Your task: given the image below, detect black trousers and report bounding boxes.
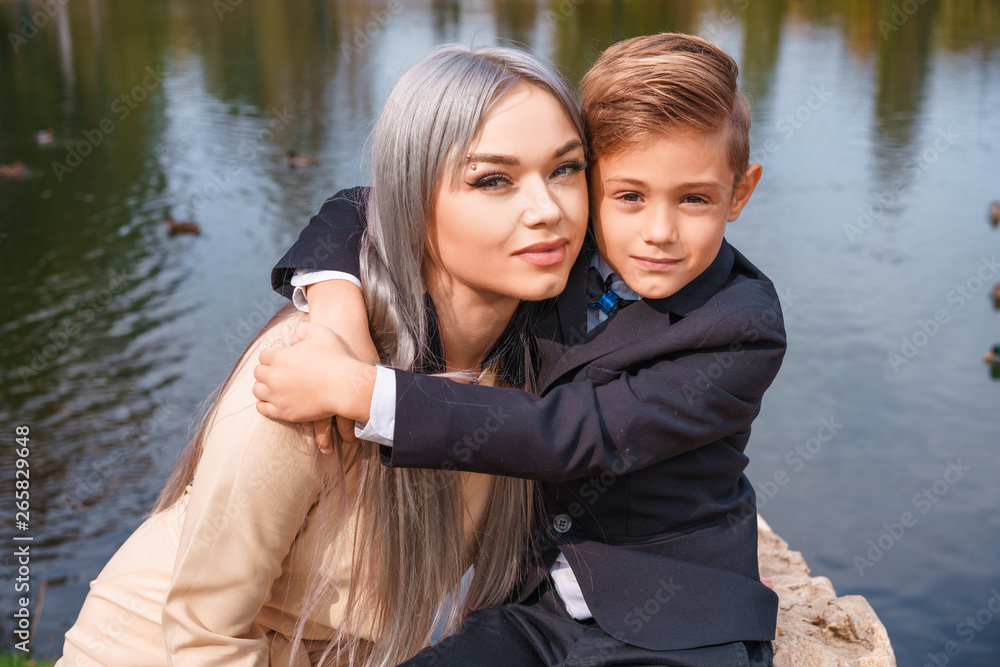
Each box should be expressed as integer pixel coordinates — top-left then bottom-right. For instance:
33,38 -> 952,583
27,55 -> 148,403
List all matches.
400,579 -> 773,667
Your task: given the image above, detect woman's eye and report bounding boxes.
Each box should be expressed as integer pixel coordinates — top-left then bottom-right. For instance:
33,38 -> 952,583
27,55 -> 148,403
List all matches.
468,171 -> 512,189
551,159 -> 586,178
618,193 -> 642,203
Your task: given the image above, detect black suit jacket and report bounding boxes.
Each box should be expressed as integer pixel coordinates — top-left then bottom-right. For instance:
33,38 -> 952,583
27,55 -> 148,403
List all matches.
273,190 -> 786,651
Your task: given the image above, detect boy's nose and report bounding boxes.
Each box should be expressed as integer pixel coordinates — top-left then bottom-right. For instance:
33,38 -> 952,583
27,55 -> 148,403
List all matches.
641,209 -> 679,245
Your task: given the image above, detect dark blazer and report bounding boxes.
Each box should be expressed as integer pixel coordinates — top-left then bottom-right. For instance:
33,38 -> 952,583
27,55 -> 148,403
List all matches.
273,190 -> 786,652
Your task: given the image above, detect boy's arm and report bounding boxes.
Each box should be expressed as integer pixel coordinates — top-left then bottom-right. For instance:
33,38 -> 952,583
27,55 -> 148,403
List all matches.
382,304 -> 786,481
271,186 -> 369,296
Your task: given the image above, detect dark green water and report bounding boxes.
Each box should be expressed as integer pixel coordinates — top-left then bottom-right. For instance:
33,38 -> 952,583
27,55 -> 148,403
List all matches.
1,1 -> 999,663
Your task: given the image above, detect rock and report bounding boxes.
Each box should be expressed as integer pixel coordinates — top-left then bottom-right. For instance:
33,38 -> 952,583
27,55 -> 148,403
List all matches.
758,517 -> 896,667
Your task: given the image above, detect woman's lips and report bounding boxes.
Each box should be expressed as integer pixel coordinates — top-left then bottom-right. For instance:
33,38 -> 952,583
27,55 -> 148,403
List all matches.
514,240 -> 568,267
632,256 -> 682,271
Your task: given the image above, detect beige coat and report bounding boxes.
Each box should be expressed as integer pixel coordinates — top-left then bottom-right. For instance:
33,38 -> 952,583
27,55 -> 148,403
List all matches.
58,317 -> 492,666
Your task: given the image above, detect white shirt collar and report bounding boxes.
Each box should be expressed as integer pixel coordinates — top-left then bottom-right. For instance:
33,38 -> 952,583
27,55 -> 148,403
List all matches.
590,252 -> 642,302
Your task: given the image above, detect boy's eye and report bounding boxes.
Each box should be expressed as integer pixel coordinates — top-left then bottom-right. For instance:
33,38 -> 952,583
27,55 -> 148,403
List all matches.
682,195 -> 709,205
467,171 -> 512,189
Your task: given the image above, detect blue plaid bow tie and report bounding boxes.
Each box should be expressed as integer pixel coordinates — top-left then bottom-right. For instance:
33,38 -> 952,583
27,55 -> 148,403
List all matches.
587,266 -> 635,317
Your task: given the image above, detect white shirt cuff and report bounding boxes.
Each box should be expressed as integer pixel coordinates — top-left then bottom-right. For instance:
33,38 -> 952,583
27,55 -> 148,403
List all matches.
290,268 -> 363,313
550,553 -> 593,620
354,366 -> 395,447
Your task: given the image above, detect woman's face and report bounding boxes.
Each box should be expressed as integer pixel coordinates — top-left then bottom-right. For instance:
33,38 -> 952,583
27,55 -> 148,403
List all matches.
425,83 -> 589,307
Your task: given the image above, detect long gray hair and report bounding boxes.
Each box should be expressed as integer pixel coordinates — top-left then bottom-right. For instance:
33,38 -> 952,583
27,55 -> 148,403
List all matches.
330,45 -> 586,667
156,44 -> 585,667
361,44 -> 586,371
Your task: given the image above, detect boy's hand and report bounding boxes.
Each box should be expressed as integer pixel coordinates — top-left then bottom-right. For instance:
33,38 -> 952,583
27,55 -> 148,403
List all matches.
253,322 -> 376,439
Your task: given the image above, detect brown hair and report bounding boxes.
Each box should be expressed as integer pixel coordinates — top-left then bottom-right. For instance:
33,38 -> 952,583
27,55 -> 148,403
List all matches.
580,32 -> 751,185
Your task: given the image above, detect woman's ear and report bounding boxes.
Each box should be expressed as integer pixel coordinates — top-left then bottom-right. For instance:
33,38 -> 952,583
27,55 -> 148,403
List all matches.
727,162 -> 763,222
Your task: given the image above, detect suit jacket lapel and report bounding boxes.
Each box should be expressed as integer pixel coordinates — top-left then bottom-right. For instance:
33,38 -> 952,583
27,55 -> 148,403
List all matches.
533,242 -> 592,380
538,241 -> 736,393
557,242 -> 592,342
539,298 -> 666,391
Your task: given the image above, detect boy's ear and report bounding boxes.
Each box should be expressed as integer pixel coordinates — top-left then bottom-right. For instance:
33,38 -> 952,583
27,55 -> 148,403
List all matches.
727,163 -> 763,222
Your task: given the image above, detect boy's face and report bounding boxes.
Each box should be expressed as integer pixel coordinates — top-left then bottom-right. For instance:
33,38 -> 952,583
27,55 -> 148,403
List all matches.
589,131 -> 761,300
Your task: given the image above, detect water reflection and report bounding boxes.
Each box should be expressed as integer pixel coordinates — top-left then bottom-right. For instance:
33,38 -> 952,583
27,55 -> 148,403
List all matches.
739,0 -> 787,105
551,0 -> 698,82
1,0 -> 999,663
493,0 -> 539,45
986,345 -> 1000,379
871,0 -> 937,194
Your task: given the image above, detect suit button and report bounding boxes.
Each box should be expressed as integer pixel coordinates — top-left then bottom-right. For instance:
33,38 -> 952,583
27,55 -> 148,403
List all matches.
553,514 -> 572,533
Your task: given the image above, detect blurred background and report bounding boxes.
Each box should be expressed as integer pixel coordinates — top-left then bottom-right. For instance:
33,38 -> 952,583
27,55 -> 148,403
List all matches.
0,0 -> 998,664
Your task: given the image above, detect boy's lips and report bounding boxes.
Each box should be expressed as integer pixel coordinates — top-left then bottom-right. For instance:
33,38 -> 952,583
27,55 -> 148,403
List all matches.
632,255 -> 683,271
514,239 -> 569,267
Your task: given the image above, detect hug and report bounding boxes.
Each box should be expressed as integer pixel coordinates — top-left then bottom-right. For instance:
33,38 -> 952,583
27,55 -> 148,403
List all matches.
60,31 -> 784,667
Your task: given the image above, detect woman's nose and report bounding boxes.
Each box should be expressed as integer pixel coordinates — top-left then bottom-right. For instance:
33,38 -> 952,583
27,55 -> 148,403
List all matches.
521,183 -> 561,227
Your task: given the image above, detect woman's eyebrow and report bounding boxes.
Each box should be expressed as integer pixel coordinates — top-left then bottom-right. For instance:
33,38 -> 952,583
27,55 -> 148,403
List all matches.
466,152 -> 519,166
466,139 -> 584,167
553,139 -> 584,158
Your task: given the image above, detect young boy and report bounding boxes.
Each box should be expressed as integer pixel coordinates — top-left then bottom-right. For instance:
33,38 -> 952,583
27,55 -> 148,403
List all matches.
259,33 -> 783,666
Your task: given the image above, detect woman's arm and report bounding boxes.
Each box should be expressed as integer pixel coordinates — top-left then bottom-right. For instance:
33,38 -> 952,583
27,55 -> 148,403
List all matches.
270,188 -> 379,451
163,326 -> 335,665
305,281 -> 379,451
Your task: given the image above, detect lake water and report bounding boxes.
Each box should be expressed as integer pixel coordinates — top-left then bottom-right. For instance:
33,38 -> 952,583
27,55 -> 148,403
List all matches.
1,0 -> 998,664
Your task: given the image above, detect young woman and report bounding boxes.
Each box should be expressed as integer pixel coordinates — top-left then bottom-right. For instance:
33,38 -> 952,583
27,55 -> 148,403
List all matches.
57,44 -> 588,667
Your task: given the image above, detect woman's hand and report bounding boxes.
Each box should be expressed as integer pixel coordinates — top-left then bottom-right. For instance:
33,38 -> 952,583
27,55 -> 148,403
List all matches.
253,322 -> 377,448
303,280 -> 381,452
